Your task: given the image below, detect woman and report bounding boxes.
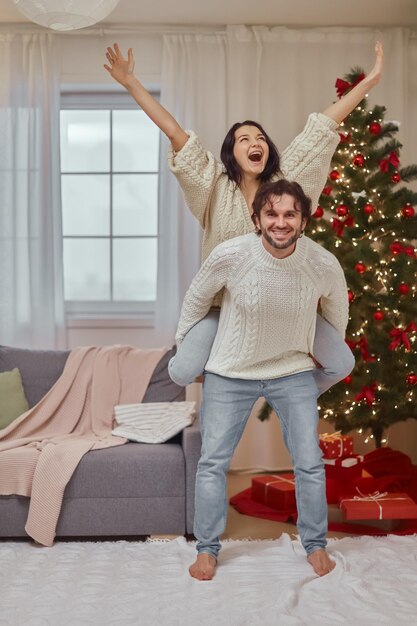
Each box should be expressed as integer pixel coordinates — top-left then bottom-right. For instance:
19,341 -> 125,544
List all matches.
104,42 -> 383,391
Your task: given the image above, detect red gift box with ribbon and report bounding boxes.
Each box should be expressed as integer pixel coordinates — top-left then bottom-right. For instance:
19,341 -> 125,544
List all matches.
319,431 -> 353,459
339,489 -> 417,520
251,474 -> 296,511
324,454 -> 363,481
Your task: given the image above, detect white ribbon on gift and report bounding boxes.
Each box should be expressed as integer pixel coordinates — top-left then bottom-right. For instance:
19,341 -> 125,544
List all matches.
339,488 -> 408,520
264,475 -> 295,497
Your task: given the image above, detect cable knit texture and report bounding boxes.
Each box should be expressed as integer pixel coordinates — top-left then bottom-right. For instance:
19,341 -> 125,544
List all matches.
176,234 -> 348,380
168,112 -> 339,263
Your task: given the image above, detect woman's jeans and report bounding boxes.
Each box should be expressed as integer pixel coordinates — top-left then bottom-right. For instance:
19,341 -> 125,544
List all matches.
195,370 -> 325,558
169,310 -> 354,395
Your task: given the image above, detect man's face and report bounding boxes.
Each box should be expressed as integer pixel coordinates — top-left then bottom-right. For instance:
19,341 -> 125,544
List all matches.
253,193 -> 307,258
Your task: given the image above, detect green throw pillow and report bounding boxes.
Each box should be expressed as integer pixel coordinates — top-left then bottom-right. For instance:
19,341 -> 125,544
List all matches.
0,368 -> 29,430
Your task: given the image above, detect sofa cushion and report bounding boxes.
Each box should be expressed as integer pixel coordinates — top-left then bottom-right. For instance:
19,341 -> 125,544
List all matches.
0,345 -> 184,408
64,442 -> 185,498
0,368 -> 29,429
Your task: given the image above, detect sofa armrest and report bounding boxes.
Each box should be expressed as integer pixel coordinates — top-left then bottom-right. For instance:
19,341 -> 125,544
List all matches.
181,416 -> 201,534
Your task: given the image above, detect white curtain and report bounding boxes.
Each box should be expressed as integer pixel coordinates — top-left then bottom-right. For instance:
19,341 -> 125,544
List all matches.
0,33 -> 65,349
155,33 -> 228,345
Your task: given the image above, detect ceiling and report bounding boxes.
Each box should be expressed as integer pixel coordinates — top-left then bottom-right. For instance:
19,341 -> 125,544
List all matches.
1,0 -> 417,28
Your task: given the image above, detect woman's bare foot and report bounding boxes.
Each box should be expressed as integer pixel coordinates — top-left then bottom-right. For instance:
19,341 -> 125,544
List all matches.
189,553 -> 217,580
307,548 -> 335,576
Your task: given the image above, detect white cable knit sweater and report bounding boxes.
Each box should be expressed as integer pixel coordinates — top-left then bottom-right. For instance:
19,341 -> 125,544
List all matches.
176,234 -> 349,380
168,113 -> 339,264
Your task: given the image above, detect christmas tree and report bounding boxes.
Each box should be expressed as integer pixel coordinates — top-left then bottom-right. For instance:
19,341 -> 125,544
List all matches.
258,66 -> 417,448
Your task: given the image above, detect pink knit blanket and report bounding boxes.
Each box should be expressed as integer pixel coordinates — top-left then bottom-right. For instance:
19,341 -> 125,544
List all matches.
0,345 -> 166,546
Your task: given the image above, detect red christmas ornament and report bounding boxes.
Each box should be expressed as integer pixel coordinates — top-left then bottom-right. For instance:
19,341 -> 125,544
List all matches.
402,205 -> 415,218
363,203 -> 374,215
369,122 -> 382,135
352,153 -> 365,167
373,310 -> 384,322
313,206 -> 324,218
336,204 -> 349,217
329,170 -> 340,181
390,241 -> 402,255
343,375 -> 353,384
392,171 -> 401,184
355,262 -> 366,274
398,283 -> 410,295
348,290 -> 355,303
404,245 -> 415,257
406,373 -> 417,386
322,186 -> 333,196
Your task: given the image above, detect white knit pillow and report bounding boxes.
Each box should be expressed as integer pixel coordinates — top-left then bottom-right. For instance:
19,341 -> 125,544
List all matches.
112,401 -> 196,444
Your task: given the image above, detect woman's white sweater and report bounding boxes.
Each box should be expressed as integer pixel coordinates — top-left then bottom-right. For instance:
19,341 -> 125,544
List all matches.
176,234 -> 349,380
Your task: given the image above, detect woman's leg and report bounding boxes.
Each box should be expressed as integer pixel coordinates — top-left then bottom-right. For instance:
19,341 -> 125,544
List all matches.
312,314 -> 355,396
168,310 -> 220,386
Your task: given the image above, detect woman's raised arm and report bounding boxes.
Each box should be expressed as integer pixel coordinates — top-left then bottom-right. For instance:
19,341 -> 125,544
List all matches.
104,43 -> 189,152
322,41 -> 384,125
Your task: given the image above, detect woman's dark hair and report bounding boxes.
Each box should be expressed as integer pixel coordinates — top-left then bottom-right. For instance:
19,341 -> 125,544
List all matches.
251,179 -> 312,231
220,120 -> 280,186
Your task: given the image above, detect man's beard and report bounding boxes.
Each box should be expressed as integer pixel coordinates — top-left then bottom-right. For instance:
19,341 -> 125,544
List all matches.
261,226 -> 302,250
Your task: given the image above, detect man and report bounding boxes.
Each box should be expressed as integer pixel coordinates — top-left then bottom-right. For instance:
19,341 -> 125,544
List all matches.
175,179 -> 350,581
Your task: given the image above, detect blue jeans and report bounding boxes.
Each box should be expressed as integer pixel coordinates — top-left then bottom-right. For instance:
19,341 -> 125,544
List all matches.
169,310 -> 354,394
195,370 -> 325,558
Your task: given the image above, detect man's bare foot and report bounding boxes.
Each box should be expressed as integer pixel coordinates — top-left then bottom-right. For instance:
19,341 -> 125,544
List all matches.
307,548 -> 335,576
189,553 -> 217,580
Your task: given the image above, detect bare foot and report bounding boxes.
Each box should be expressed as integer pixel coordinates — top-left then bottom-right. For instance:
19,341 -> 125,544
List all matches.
307,548 -> 335,576
189,553 -> 217,580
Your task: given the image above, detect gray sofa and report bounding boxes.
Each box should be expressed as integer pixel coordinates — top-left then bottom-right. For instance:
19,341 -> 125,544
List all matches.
0,346 -> 201,539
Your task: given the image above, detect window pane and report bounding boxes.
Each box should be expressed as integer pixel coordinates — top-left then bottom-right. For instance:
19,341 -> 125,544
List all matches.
60,110 -> 110,172
62,175 -> 110,236
64,239 -> 110,300
113,174 -> 158,236
113,110 -> 159,172
113,238 -> 157,301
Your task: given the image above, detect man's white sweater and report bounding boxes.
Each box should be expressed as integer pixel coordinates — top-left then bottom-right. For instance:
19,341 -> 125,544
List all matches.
176,233 -> 349,380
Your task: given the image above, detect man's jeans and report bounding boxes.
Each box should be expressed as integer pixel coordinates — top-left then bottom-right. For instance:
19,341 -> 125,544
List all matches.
194,370 -> 326,559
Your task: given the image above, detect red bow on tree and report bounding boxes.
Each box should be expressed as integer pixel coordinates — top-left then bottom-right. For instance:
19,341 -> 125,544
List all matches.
355,382 -> 378,406
357,336 -> 377,361
346,336 -> 376,361
389,322 -> 417,351
335,73 -> 366,98
339,132 -> 352,143
379,151 -> 400,172
331,215 -> 354,237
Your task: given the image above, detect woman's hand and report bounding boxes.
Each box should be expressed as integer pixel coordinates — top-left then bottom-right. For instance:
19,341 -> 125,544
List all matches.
104,43 -> 135,88
365,41 -> 384,88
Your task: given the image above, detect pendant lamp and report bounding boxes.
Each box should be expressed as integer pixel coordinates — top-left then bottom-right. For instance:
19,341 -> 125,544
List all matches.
13,0 -> 121,31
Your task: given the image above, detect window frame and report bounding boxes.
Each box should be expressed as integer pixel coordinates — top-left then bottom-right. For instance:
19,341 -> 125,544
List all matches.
60,88 -> 160,321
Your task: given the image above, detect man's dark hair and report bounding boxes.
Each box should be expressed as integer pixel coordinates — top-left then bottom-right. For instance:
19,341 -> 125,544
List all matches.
220,120 -> 280,186
251,179 -> 312,232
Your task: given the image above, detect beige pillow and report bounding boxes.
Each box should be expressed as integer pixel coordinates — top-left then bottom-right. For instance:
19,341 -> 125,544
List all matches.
0,368 -> 29,430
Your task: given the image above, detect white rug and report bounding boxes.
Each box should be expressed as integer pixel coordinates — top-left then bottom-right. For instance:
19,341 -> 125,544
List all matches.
1,534 -> 416,626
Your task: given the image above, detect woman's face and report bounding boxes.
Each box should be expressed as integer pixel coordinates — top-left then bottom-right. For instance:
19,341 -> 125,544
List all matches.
232,125 -> 269,178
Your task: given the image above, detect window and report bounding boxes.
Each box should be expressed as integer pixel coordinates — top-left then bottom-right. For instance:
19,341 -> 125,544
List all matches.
60,91 -> 160,317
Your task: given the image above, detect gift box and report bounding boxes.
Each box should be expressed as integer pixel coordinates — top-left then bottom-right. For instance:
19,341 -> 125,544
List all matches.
319,432 -> 353,459
339,490 -> 417,521
324,455 -> 363,481
251,474 -> 296,511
